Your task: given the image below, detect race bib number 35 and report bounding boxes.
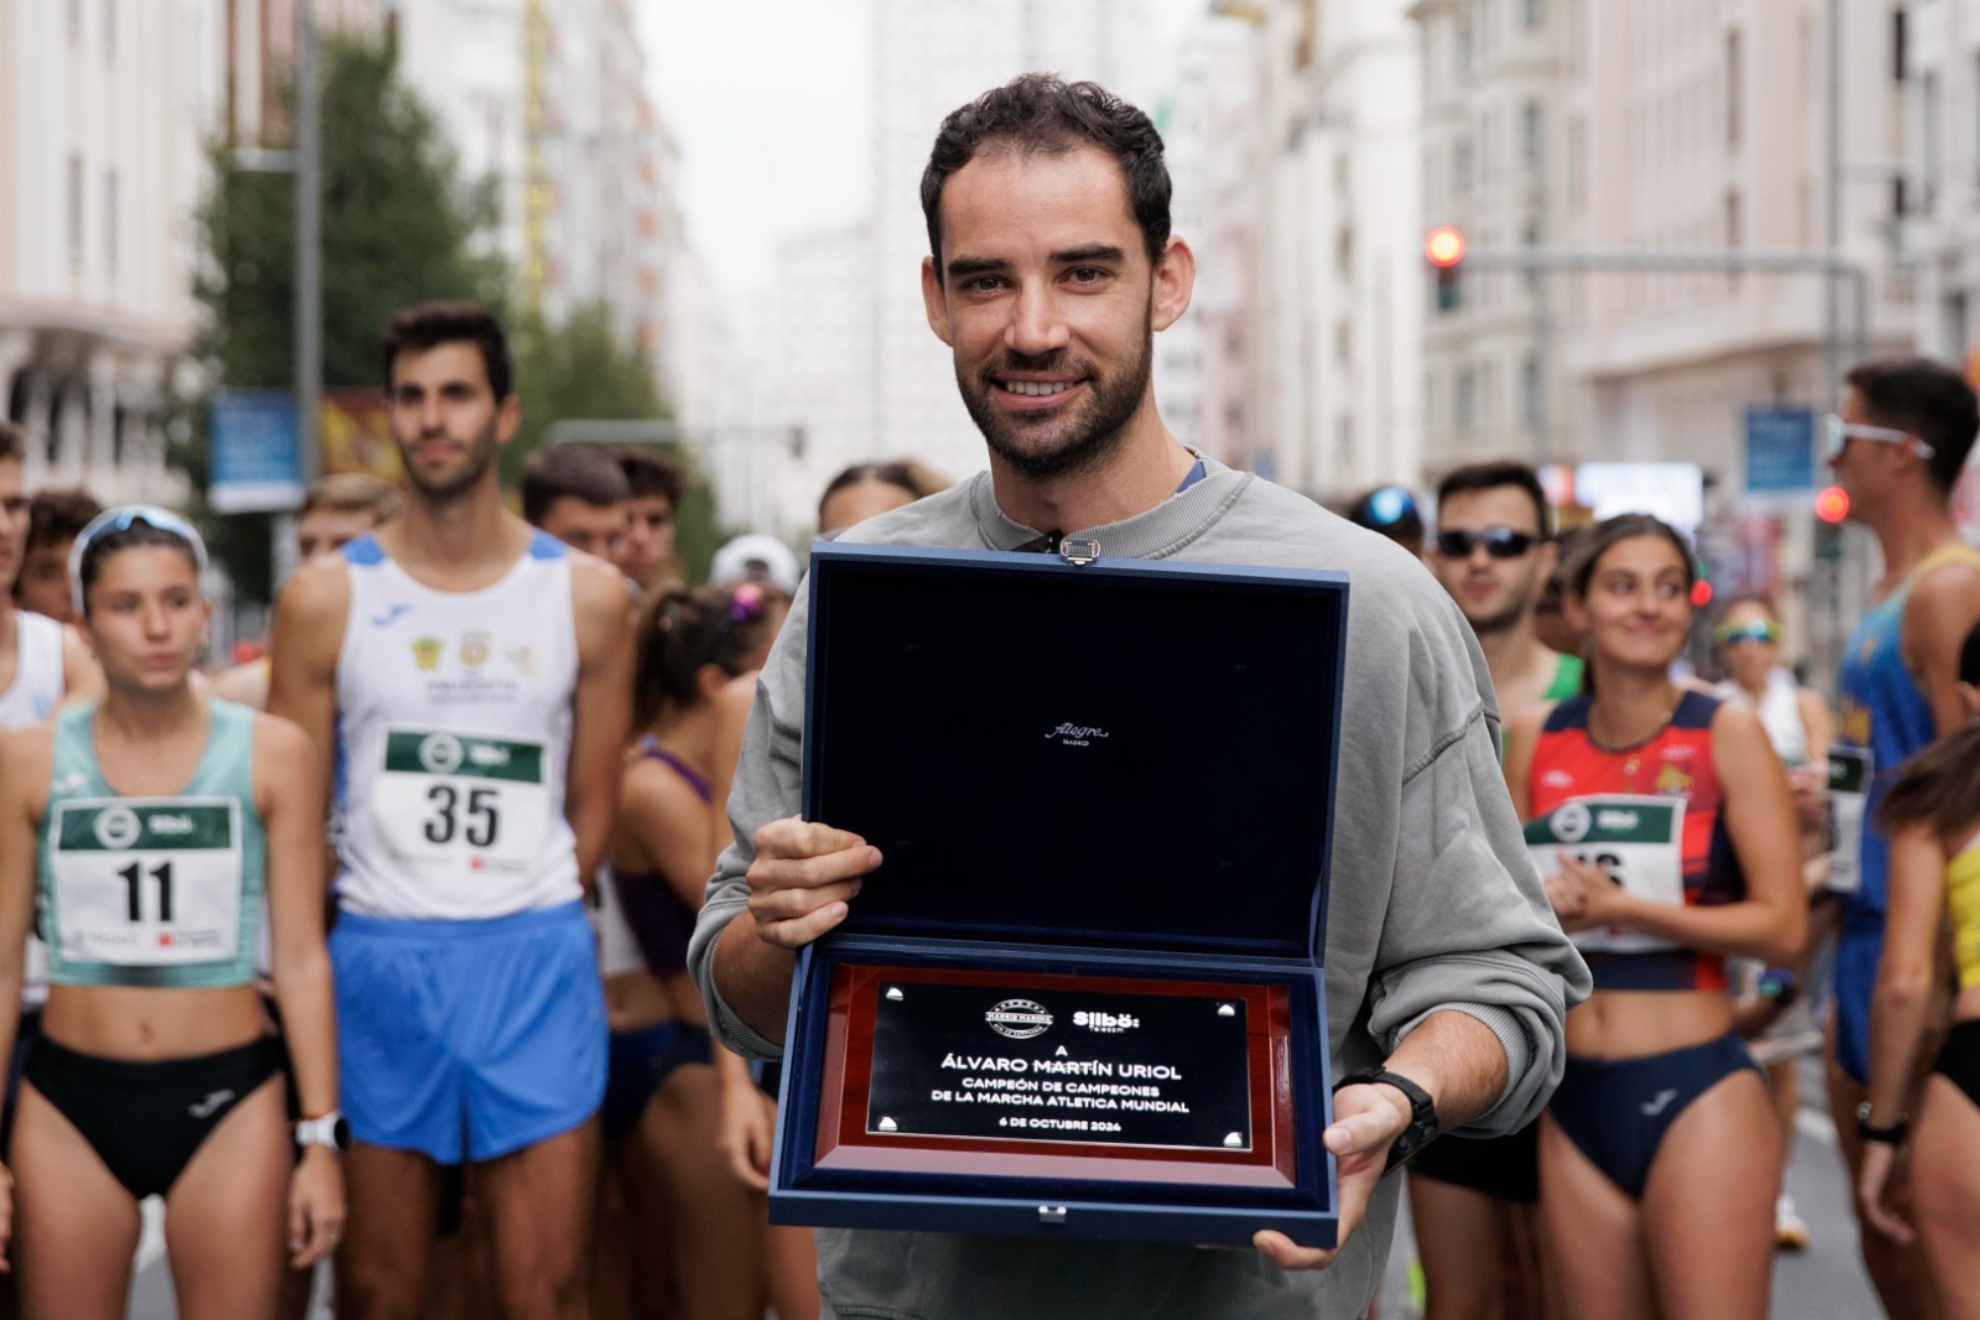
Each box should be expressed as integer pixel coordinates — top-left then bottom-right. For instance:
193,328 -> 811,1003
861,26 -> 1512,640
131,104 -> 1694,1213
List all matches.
1825,748 -> 1873,895
49,799 -> 242,968
373,729 -> 550,884
1524,795 -> 1686,954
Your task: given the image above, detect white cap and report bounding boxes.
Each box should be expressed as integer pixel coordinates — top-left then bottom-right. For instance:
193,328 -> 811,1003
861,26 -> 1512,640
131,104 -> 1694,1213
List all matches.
709,533 -> 800,597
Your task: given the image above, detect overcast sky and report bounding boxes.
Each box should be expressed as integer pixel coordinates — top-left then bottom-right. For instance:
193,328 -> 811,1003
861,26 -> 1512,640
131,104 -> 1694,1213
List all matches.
638,0 -> 1199,294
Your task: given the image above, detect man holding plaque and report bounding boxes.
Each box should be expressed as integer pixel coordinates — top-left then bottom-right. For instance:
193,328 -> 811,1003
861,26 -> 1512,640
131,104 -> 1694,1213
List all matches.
690,75 -> 1588,1318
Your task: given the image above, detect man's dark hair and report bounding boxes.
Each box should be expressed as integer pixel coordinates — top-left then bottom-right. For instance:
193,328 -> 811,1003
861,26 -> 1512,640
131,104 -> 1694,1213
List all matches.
921,74 -> 1171,278
381,300 -> 513,401
1437,461 -> 1549,535
520,445 -> 631,526
24,488 -> 103,553
1846,356 -> 1979,495
617,447 -> 684,508
0,421 -> 23,463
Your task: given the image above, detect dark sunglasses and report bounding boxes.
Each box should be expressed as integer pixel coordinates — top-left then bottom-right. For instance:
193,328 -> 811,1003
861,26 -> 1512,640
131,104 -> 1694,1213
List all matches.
1436,527 -> 1537,559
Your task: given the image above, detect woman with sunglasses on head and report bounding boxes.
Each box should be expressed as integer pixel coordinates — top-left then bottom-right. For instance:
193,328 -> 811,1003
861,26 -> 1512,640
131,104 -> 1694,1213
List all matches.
599,582 -> 812,1320
1504,515 -> 1805,1320
1859,619 -> 1980,1315
0,508 -> 342,1318
1710,598 -> 1835,1250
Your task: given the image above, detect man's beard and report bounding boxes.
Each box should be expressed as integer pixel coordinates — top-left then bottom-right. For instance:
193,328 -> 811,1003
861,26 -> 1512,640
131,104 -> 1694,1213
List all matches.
1464,575 -> 1537,637
957,313 -> 1153,482
397,420 -> 499,504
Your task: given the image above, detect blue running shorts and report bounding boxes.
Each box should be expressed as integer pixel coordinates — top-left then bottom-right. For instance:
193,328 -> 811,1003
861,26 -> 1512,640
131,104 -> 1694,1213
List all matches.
1832,915 -> 1884,1086
332,901 -> 607,1162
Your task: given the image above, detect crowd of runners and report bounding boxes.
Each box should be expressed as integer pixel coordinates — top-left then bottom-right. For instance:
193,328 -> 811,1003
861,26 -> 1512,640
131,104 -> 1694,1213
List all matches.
0,74 -> 1976,1320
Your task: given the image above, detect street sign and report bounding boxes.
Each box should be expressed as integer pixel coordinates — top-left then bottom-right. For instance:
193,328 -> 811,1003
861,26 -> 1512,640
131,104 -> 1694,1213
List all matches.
209,392 -> 304,513
1573,463 -> 1705,537
1744,406 -> 1817,495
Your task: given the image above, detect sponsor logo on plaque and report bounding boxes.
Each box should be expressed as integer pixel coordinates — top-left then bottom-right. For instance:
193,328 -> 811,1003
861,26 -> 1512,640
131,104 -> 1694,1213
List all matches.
1044,722 -> 1110,747
985,998 -> 1053,1039
1550,800 -> 1593,844
92,805 -> 143,850
1073,1010 -> 1139,1034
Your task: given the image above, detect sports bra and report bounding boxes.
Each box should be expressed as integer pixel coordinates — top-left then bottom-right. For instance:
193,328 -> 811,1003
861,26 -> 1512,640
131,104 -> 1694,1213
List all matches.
38,700 -> 266,989
1528,691 -> 1744,992
1948,829 -> 1980,993
610,738 -> 714,977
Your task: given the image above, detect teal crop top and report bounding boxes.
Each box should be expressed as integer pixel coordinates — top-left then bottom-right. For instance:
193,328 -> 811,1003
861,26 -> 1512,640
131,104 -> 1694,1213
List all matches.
38,699 -> 265,989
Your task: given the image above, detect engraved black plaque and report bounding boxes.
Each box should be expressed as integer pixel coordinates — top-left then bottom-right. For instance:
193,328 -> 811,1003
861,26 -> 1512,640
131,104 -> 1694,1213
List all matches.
864,980 -> 1254,1151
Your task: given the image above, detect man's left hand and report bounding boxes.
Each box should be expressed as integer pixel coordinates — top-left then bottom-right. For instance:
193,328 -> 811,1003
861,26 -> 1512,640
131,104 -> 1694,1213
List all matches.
1252,1081 -> 1413,1271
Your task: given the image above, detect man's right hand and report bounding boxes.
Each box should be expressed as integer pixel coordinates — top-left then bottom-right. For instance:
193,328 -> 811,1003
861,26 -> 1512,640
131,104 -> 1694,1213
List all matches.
746,817 -> 883,950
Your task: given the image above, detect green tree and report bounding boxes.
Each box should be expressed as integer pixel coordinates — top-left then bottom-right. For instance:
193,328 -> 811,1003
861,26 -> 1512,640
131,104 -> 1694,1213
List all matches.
183,31 -> 505,605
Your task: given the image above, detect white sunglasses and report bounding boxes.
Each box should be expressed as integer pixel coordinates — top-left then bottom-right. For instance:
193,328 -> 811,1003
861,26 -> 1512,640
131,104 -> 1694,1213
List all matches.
1823,414 -> 1935,461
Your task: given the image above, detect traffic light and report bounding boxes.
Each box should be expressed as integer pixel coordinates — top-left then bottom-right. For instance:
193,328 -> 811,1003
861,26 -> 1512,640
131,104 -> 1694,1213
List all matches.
1815,485 -> 1850,523
1426,226 -> 1465,312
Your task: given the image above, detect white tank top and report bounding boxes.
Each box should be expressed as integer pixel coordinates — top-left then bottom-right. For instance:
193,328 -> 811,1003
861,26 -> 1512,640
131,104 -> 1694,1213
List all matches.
333,531 -> 581,920
0,612 -> 61,1007
0,612 -> 64,731
1716,667 -> 1810,765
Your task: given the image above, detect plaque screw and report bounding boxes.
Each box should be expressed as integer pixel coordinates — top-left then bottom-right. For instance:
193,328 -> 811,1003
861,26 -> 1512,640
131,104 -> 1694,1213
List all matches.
878,1117 -> 899,1132
1223,1133 -> 1243,1148
1217,1004 -> 1236,1017
885,987 -> 905,1001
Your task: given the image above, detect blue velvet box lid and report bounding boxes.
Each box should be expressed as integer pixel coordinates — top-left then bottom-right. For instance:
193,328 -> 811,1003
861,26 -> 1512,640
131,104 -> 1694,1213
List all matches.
802,541 -> 1350,964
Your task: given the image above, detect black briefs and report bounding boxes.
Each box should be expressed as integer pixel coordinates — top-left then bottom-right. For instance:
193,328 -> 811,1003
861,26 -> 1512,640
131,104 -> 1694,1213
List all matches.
1935,1019 -> 1980,1112
22,1034 -> 286,1199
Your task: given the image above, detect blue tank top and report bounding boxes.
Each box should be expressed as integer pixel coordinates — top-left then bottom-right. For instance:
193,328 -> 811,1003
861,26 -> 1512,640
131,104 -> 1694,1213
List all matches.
38,700 -> 266,988
1836,545 -> 1980,917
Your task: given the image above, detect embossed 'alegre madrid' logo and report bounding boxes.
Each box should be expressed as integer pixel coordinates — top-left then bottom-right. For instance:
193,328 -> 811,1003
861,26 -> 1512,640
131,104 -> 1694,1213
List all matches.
1044,722 -> 1109,747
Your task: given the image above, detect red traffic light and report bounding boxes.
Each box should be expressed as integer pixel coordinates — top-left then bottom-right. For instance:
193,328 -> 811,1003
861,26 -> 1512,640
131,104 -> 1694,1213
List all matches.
1815,485 -> 1850,523
1691,580 -> 1714,608
1425,226 -> 1466,269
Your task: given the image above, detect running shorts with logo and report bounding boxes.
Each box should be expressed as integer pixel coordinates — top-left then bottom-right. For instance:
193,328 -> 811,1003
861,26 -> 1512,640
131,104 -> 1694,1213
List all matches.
31,697 -> 282,1195
329,531 -> 605,1161
1527,692 -> 1757,1195
1830,545 -> 1980,1084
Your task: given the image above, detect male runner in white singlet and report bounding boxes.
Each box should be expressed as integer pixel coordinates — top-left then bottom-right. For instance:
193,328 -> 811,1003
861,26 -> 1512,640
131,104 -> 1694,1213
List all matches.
269,303 -> 632,1320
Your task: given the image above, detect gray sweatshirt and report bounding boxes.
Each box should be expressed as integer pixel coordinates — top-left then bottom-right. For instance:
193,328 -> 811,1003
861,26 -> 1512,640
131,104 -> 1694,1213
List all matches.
690,460 -> 1590,1320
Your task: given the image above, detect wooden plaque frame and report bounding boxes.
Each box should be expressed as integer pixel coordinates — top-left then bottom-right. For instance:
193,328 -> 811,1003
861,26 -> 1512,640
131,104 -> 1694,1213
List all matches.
812,964 -> 1298,1189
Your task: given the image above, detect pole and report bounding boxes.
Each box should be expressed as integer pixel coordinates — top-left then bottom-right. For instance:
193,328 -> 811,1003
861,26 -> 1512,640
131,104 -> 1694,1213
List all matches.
295,0 -> 321,488
1823,0 -> 1843,407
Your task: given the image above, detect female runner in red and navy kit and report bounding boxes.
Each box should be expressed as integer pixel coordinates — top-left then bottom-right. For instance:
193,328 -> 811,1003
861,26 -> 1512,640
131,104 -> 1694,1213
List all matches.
1504,515 -> 1804,1320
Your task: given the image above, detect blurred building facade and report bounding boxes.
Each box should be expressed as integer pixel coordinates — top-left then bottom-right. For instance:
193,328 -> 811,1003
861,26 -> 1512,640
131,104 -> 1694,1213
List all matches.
0,0 -> 225,503
1412,0 -> 1914,481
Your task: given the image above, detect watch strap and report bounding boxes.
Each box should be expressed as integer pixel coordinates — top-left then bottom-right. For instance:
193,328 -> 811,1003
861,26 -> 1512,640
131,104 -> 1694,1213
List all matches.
294,1110 -> 347,1152
1855,1102 -> 1909,1146
1334,1068 -> 1440,1171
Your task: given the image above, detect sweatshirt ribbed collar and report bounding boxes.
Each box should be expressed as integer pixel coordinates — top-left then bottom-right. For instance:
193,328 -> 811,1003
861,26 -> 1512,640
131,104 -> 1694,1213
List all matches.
964,454 -> 1255,561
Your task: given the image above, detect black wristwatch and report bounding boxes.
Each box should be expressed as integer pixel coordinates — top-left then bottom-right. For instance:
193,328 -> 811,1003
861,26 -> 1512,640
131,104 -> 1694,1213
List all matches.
1855,1102 -> 1909,1146
1334,1068 -> 1439,1171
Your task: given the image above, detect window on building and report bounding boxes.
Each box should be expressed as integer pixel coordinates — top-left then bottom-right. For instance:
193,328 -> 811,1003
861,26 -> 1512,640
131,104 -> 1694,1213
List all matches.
66,154 -> 83,270
1727,30 -> 1742,149
1523,101 -> 1544,173
1336,226 -> 1354,280
1524,0 -> 1544,30
1725,188 -> 1742,291
1455,138 -> 1473,196
104,168 -> 117,279
1335,415 -> 1354,478
67,0 -> 81,42
1569,116 -> 1588,211
1943,291 -> 1969,358
103,0 -> 114,61
1521,357 -> 1542,426
1456,369 -> 1477,435
1922,71 -> 1941,211
1335,320 -> 1353,367
1456,19 -> 1474,76
1894,8 -> 1908,82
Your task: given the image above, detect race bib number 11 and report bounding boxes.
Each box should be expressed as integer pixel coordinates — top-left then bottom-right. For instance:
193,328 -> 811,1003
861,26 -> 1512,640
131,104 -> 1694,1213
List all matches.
1524,795 -> 1686,954
373,729 -> 550,885
48,798 -> 243,968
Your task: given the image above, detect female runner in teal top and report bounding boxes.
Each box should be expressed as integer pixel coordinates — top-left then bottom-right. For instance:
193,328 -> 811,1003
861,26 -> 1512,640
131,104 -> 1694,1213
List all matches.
0,508 -> 343,1318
